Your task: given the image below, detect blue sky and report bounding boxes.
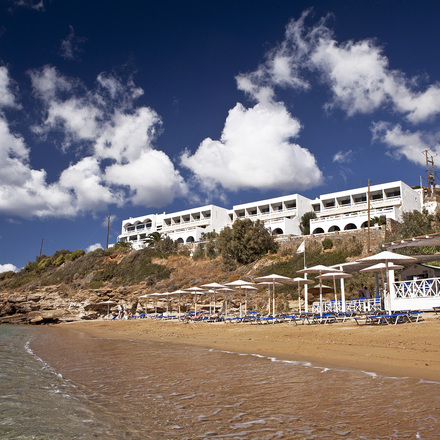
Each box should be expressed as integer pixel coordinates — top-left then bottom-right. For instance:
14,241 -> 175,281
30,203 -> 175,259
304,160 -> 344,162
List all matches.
2,0 -> 440,271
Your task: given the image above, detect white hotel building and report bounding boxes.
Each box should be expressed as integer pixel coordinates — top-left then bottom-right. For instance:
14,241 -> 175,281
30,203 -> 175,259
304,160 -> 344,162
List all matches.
118,181 -> 425,249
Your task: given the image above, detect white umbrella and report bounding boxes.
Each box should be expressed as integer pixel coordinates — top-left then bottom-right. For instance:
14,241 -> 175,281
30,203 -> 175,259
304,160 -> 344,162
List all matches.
185,287 -> 206,315
138,294 -> 150,314
254,274 -> 294,317
218,287 -> 234,317
292,277 -> 314,313
321,271 -> 352,311
171,289 -> 187,317
225,280 -> 255,317
257,281 -> 282,315
240,285 -> 258,315
298,265 -> 342,316
149,292 -> 163,314
201,282 -> 226,314
100,300 -> 116,316
357,251 -> 417,312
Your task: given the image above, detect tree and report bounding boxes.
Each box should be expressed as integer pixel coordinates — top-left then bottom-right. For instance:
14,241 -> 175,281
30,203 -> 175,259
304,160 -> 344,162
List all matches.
396,209 -> 434,239
155,236 -> 178,254
217,219 -> 277,270
300,211 -> 317,235
145,232 -> 163,248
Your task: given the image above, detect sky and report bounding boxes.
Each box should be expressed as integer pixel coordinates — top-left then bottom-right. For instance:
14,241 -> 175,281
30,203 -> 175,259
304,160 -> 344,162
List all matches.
2,0 -> 440,271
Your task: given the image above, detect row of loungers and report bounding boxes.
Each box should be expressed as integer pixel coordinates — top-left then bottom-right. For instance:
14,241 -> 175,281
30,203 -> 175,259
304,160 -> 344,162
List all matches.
354,311 -> 421,325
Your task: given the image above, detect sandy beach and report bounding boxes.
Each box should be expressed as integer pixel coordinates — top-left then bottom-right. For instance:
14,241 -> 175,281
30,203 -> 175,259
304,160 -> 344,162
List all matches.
62,314 -> 440,382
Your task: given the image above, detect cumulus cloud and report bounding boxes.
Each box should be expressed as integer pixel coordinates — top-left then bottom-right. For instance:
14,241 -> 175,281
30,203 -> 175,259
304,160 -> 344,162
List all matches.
86,243 -> 102,253
371,122 -> 440,165
181,101 -> 323,192
238,9 -> 440,124
0,65 -> 187,218
59,26 -> 87,61
0,263 -> 18,273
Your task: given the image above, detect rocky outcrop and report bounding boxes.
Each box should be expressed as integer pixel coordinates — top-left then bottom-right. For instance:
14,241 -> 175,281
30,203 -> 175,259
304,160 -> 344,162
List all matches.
0,284 -> 147,324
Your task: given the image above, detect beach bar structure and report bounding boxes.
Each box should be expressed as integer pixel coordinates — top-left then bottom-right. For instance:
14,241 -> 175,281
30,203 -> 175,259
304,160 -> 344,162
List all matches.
384,233 -> 440,311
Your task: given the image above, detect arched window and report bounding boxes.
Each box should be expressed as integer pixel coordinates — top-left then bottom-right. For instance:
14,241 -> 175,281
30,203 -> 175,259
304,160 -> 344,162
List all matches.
312,228 -> 324,234
328,225 -> 340,232
186,236 -> 195,243
176,238 -> 184,244
344,223 -> 357,230
272,228 -> 283,235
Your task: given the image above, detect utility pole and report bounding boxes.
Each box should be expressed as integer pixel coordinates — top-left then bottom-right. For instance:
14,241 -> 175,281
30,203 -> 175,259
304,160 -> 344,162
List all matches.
423,149 -> 436,197
105,212 -> 110,250
367,179 -> 371,253
39,238 -> 44,257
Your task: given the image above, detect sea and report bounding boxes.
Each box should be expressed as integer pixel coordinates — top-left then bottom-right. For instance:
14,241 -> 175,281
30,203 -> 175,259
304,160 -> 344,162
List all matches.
1,324 -> 439,440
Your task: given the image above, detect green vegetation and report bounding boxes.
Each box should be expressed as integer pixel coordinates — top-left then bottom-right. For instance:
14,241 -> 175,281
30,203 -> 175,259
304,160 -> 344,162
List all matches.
216,219 -> 278,270
2,245 -> 172,289
322,237 -> 333,250
300,211 -> 317,235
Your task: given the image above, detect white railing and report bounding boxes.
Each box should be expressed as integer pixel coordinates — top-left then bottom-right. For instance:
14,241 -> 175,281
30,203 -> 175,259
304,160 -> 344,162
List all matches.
311,297 -> 382,313
394,278 -> 440,298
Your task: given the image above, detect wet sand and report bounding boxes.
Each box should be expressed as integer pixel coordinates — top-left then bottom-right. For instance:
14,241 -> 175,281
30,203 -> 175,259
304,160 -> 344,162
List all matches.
61,314 -> 440,382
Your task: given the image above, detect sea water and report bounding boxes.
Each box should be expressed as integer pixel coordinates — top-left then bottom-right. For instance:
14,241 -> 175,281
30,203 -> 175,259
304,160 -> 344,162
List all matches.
1,324 -> 439,439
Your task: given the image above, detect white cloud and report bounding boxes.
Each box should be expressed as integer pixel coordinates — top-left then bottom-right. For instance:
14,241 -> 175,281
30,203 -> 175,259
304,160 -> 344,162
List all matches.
86,243 -> 102,253
0,66 -> 20,109
333,149 -> 354,163
371,122 -> 440,165
105,149 -> 187,206
181,101 -> 323,192
0,263 -> 18,273
238,10 -> 440,124
0,65 -> 188,218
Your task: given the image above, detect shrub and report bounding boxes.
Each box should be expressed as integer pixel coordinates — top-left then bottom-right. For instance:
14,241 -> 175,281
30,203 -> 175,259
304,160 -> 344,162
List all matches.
322,238 -> 333,250
68,249 -> 85,261
53,255 -> 65,267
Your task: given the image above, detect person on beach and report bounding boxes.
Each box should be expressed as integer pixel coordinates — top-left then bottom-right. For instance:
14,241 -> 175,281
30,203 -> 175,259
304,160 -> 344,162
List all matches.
364,286 -> 371,299
118,305 -> 124,319
358,285 -> 364,299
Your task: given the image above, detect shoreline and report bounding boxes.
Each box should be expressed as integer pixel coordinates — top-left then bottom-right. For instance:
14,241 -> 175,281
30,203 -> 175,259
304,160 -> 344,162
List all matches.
57,315 -> 440,382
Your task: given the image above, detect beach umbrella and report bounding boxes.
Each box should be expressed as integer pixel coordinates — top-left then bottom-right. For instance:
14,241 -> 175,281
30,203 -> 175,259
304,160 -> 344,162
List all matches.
201,282 -> 226,314
357,251 -> 417,312
171,289 -> 187,317
321,272 -> 352,311
149,292 -> 163,314
254,274 -> 294,317
225,280 -> 255,317
359,262 -> 404,303
298,265 -> 342,316
292,278 -> 314,313
185,287 -> 206,315
218,287 -> 234,317
100,300 -> 116,316
257,281 -> 283,315
138,294 -> 150,314
239,285 -> 258,315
